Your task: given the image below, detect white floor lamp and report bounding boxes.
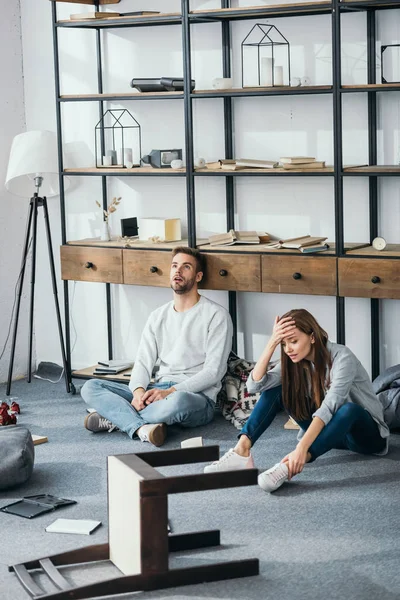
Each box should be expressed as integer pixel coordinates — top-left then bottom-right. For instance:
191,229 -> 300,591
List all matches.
5,130 -> 70,395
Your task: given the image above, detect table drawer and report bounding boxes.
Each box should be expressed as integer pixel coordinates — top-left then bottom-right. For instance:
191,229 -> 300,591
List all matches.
60,246 -> 123,283
200,253 -> 261,292
262,255 -> 337,296
338,258 -> 400,299
123,250 -> 171,287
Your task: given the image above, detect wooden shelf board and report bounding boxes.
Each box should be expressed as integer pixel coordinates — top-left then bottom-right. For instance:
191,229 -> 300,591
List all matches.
345,244 -> 400,257
58,12 -> 181,25
60,91 -> 183,100
193,85 -> 332,96
190,2 -> 332,18
342,83 -> 400,91
344,165 -> 400,174
63,167 -> 186,175
72,365 -> 131,382
198,242 -> 336,255
195,167 -> 334,174
340,0 -> 400,7
66,238 -> 208,250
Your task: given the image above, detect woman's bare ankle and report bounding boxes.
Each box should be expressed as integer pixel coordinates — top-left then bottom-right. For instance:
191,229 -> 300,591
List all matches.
234,436 -> 251,457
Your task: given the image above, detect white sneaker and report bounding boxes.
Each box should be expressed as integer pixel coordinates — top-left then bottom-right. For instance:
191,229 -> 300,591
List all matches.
258,462 -> 289,493
137,423 -> 166,447
204,448 -> 255,473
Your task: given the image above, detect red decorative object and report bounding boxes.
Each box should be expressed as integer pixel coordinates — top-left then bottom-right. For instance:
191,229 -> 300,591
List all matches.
10,402 -> 21,415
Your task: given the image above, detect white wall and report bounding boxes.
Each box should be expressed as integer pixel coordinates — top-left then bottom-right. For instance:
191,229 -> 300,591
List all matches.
19,0 -> 400,378
0,0 -> 29,384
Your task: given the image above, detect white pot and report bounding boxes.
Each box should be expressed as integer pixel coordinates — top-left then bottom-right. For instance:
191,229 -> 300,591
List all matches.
100,221 -> 111,241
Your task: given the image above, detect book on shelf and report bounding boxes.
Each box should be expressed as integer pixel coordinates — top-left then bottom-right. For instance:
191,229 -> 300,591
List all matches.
235,231 -> 262,244
299,243 -> 330,253
235,158 -> 279,169
98,360 -> 134,369
208,230 -> 269,246
94,361 -> 133,375
282,161 -> 326,170
70,12 -> 120,20
205,161 -> 222,170
279,156 -> 316,165
70,11 -> 160,20
220,160 -> 245,172
265,235 -> 328,250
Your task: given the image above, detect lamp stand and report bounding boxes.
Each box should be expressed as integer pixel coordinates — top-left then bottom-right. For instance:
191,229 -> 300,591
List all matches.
6,192 -> 70,395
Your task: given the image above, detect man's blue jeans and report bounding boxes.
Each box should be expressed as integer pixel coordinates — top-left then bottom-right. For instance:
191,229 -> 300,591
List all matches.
240,385 -> 385,460
81,379 -> 215,439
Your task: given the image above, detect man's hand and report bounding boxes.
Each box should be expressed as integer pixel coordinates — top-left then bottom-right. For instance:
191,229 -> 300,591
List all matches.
131,388 -> 146,411
142,387 -> 175,406
281,445 -> 309,480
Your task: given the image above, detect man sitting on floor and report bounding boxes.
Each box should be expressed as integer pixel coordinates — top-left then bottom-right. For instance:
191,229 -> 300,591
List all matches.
81,246 -> 233,446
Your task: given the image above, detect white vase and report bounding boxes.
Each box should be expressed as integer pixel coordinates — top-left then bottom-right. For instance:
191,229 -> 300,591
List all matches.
100,221 -> 111,241
261,57 -> 274,86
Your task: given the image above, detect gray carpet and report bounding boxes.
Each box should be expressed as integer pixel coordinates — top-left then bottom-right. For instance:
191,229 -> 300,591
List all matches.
1,375 -> 400,600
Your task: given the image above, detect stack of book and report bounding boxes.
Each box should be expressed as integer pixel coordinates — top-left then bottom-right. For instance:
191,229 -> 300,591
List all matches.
205,158 -> 278,171
93,360 -> 134,375
207,230 -> 270,246
264,235 -> 329,253
280,157 -> 326,170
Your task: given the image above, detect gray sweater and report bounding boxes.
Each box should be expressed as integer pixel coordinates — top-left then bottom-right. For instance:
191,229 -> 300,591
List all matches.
129,295 -> 233,402
247,341 -> 390,453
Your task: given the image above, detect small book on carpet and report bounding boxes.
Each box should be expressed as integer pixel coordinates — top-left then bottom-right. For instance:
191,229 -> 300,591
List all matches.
46,518 -> 102,535
32,434 -> 48,446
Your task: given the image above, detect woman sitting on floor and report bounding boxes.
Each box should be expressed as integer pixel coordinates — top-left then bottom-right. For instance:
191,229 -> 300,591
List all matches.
205,308 -> 389,493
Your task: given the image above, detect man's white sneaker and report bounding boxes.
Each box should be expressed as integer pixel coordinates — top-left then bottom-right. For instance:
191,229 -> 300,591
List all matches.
137,423 -> 166,447
204,448 -> 255,473
258,462 -> 289,493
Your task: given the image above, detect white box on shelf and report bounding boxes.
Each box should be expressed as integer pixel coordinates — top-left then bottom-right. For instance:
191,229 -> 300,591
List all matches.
138,218 -> 182,242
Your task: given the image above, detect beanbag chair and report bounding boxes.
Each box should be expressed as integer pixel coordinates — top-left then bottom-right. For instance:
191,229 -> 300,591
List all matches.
0,426 -> 34,490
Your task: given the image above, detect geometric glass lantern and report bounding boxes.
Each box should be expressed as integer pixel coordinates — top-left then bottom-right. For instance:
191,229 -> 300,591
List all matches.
381,44 -> 400,84
241,24 -> 291,88
95,109 -> 142,168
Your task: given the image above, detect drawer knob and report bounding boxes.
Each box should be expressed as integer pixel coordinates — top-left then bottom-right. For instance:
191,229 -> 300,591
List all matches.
150,266 -> 158,273
371,276 -> 380,284
292,272 -> 302,280
219,269 -> 228,277
84,262 -> 94,269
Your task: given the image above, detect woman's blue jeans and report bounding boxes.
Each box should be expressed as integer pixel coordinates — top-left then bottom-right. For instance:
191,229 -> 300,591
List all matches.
240,385 -> 385,460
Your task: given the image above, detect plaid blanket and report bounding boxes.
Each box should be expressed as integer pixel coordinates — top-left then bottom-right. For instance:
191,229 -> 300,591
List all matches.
217,352 -> 261,430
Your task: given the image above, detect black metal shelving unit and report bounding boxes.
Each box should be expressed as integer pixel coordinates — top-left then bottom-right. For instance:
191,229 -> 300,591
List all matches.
51,0 -> 399,388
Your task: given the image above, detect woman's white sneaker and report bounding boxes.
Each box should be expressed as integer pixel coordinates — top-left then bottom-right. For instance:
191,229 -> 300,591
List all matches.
204,448 -> 254,473
258,462 -> 289,492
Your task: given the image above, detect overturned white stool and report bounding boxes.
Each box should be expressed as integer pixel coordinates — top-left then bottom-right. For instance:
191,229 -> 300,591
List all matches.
10,445 -> 259,599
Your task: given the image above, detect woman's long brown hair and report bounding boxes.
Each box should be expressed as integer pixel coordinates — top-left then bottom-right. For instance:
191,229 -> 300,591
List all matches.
280,309 -> 331,420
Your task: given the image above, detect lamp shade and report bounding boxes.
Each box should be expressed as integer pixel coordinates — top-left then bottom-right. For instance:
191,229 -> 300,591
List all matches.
5,130 -> 66,198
